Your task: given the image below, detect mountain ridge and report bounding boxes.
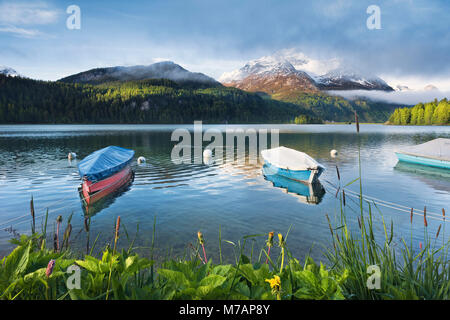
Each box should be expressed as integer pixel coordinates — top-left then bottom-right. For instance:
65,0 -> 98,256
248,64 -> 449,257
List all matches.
59,61 -> 220,86
0,66 -> 20,77
221,49 -> 394,92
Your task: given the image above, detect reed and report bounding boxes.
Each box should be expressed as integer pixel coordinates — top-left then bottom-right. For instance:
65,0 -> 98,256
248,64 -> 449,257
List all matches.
324,119 -> 449,299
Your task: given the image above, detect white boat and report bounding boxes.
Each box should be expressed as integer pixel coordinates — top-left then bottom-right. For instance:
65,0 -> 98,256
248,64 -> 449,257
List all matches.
395,138 -> 450,170
261,146 -> 325,183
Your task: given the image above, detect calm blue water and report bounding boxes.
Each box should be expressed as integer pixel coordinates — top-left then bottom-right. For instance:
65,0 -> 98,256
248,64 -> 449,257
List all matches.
0,124 -> 449,262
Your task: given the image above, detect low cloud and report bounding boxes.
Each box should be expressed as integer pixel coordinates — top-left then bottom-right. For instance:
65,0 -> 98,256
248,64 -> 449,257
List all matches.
0,2 -> 61,25
328,90 -> 450,106
0,24 -> 41,37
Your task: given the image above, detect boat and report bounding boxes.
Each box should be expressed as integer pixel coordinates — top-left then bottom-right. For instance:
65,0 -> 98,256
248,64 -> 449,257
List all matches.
395,138 -> 450,170
262,164 -> 325,204
78,146 -> 135,205
261,146 -> 325,183
79,175 -> 134,216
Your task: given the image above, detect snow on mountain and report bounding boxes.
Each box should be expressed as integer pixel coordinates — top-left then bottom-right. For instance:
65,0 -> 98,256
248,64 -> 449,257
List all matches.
220,49 -> 393,91
316,67 -> 393,91
424,84 -> 439,91
395,84 -> 411,91
59,61 -> 219,85
219,55 -> 294,83
0,66 -> 20,77
271,48 -> 340,78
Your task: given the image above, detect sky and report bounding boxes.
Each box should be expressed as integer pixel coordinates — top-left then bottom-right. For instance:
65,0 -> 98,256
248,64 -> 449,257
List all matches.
0,0 -> 449,96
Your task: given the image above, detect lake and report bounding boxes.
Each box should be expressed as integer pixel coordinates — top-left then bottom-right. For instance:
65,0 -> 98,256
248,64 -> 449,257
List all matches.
0,124 -> 449,263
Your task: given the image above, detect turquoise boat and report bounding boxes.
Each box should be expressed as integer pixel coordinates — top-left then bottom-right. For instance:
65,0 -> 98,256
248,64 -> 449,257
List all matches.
395,138 -> 450,170
261,146 -> 325,183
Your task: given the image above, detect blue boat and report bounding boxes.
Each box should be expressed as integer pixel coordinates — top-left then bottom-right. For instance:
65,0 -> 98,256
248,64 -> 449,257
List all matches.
395,138 -> 450,170
261,146 -> 325,183
78,146 -> 135,181
262,164 -> 325,204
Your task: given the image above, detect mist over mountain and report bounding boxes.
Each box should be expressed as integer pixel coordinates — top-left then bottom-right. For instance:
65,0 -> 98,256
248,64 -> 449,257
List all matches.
328,89 -> 450,106
59,61 -> 220,85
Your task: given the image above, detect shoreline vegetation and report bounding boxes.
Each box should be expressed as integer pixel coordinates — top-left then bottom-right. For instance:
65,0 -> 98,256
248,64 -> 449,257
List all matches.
386,98 -> 449,126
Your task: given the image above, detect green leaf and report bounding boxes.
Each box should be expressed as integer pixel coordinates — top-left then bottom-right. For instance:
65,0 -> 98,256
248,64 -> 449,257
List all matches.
158,269 -> 189,287
199,274 -> 226,288
75,259 -> 99,273
212,265 -> 232,277
344,177 -> 360,187
4,241 -> 31,277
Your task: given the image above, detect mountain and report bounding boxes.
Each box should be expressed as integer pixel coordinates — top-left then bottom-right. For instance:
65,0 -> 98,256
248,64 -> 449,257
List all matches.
316,68 -> 394,91
222,59 -> 319,97
220,49 -> 394,92
424,84 -> 439,91
0,66 -> 20,77
59,61 -> 220,85
395,84 -> 411,91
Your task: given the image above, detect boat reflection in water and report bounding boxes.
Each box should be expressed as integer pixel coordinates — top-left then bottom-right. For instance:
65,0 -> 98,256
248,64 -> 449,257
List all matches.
78,172 -> 134,216
262,164 -> 325,205
394,161 -> 450,193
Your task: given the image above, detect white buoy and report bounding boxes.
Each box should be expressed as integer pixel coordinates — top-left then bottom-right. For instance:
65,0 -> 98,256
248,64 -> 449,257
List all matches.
137,156 -> 146,164
330,149 -> 338,158
203,149 -> 213,165
68,152 -> 76,160
203,149 -> 212,158
203,155 -> 214,165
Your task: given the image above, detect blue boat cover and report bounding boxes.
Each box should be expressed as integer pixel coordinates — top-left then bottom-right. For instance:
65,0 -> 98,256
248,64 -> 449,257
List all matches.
78,146 -> 135,181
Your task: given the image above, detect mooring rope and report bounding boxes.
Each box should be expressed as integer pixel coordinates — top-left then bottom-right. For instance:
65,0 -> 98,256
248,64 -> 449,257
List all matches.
323,180 -> 448,224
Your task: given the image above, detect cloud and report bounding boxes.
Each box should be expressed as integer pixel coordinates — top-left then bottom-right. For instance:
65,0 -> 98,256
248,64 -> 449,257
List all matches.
0,1 -> 61,25
328,90 -> 450,106
0,24 -> 41,37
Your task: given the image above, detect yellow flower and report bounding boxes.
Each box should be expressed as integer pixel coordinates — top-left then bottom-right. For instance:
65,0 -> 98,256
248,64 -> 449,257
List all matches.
197,231 -> 204,245
265,275 -> 281,290
266,231 -> 274,248
278,233 -> 284,247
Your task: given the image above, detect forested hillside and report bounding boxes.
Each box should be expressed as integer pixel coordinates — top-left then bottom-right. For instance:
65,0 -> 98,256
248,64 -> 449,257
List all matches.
0,75 -> 320,124
275,92 -> 401,123
387,98 -> 449,125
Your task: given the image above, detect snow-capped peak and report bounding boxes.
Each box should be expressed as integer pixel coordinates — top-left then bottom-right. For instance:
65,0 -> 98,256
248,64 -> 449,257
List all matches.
395,84 -> 411,91
219,48 -> 340,83
219,48 -> 393,91
0,66 -> 20,77
219,55 -> 297,82
424,84 -> 439,91
272,48 -> 340,77
317,67 -> 382,84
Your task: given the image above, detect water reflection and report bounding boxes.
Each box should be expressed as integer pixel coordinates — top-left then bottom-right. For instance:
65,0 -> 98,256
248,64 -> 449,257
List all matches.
262,164 -> 326,205
394,162 -> 450,193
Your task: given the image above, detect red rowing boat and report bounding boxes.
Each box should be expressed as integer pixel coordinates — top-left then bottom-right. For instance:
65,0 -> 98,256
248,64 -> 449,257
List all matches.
81,165 -> 133,205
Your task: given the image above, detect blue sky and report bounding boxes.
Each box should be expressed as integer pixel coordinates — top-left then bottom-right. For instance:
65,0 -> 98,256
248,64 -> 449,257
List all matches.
0,0 -> 449,90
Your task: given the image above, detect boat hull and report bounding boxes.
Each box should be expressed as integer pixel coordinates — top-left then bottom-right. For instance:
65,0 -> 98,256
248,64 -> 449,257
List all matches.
81,165 -> 133,205
263,165 -> 325,204
395,152 -> 450,170
263,160 -> 324,183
